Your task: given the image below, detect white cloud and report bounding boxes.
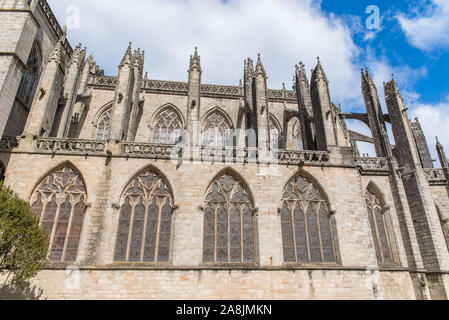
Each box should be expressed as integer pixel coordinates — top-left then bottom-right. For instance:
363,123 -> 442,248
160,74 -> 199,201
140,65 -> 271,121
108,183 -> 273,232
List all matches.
397,0 -> 449,51
408,96 -> 449,167
48,0 -> 361,104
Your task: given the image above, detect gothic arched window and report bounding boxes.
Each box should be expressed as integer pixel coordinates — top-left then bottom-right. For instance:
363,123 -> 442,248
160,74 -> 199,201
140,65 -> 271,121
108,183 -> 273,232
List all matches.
365,189 -> 397,266
0,162 -> 5,183
114,168 -> 174,263
269,115 -> 281,150
281,174 -> 338,263
30,166 -> 87,262
202,110 -> 232,147
203,171 -> 256,263
153,107 -> 183,144
96,107 -> 112,141
16,43 -> 42,109
292,119 -> 303,150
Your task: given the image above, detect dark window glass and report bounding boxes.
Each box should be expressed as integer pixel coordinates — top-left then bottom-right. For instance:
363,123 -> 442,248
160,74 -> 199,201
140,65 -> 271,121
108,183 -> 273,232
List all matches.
202,172 -> 255,263
281,174 -> 337,263
30,166 -> 87,262
114,169 -> 174,263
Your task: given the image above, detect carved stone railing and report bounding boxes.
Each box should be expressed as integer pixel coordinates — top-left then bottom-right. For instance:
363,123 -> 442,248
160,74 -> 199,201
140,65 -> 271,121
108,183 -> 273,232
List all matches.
121,142 -> 178,159
91,76 -> 118,87
35,138 -> 106,154
200,146 -> 259,163
0,137 -> 20,151
424,168 -> 447,184
201,84 -> 242,97
143,80 -> 188,93
267,89 -> 297,101
90,76 -> 298,101
278,150 -> 330,165
355,157 -> 389,173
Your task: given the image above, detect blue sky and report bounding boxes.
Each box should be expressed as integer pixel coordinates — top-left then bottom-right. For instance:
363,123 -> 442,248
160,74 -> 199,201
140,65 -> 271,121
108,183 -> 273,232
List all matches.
48,0 -> 449,163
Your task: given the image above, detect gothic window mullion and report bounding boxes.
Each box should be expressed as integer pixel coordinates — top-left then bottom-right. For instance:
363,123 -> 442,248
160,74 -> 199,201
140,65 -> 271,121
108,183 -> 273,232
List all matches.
214,204 -> 218,262
154,197 -> 163,262
371,206 -> 384,264
125,202 -> 137,262
313,203 -> 324,262
303,203 -> 311,263
47,197 -> 63,261
240,204 -> 244,263
382,212 -> 395,263
139,199 -> 150,263
61,198 -> 76,262
290,201 -> 298,263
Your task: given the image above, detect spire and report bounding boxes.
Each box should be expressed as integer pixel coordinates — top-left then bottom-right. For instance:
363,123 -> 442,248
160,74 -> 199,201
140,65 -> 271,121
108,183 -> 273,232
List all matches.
255,53 -> 266,78
189,47 -> 201,72
69,43 -> 86,67
133,48 -> 145,73
295,62 -> 309,83
311,57 -> 328,83
47,29 -> 68,66
120,42 -> 133,68
244,58 -> 255,78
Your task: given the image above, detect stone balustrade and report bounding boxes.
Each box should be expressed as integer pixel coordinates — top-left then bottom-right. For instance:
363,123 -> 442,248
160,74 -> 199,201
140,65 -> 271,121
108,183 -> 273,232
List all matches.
355,157 -> 389,172
35,138 -> 106,154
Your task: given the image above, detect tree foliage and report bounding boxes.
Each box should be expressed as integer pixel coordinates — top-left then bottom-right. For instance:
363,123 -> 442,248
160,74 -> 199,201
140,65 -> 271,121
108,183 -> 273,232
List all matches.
0,184 -> 48,288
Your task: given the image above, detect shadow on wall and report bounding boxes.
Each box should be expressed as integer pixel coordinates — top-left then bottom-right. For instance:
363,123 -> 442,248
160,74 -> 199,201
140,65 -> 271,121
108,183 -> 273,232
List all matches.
0,283 -> 44,300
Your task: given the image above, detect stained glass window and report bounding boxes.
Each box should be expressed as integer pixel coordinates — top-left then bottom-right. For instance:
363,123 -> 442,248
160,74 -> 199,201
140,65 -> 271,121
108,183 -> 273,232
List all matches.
16,44 -> 41,109
280,174 -> 337,263
30,166 -> 87,262
153,107 -> 183,144
203,172 -> 256,263
202,110 -> 232,147
114,169 -> 174,262
365,189 -> 397,266
96,107 -> 112,141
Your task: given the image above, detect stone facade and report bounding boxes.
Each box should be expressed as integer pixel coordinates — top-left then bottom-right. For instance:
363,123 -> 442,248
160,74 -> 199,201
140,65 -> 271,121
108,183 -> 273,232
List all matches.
1,0 -> 449,300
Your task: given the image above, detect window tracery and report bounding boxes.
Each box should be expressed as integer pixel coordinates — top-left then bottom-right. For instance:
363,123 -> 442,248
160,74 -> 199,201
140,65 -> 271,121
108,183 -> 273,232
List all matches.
203,172 -> 256,263
365,189 -> 397,266
202,110 -> 232,147
153,107 -> 183,144
114,169 -> 174,263
96,107 -> 112,141
280,174 -> 337,263
30,166 -> 87,262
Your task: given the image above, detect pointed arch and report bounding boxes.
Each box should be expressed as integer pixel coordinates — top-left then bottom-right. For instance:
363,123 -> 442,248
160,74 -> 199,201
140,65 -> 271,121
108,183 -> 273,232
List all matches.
29,163 -> 87,262
202,168 -> 257,264
114,166 -> 175,263
269,114 -> 282,150
93,102 -> 113,141
151,104 -> 184,144
286,117 -> 303,151
280,171 -> 339,264
365,181 -> 399,267
202,107 -> 234,147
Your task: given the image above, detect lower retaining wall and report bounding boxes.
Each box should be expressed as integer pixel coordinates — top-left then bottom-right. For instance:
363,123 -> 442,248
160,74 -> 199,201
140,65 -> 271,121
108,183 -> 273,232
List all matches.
0,269 -> 416,300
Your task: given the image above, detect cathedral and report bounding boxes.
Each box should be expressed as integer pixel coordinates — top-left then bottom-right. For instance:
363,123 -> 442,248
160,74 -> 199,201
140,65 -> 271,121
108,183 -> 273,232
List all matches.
1,0 -> 449,300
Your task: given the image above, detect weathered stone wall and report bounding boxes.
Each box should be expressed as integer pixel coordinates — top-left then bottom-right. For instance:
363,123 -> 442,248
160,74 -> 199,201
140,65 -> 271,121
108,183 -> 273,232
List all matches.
0,269 -> 416,300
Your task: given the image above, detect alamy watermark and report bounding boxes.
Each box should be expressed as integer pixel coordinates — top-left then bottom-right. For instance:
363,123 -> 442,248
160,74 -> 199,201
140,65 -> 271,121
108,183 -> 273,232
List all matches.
65,5 -> 80,30
366,5 -> 381,30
